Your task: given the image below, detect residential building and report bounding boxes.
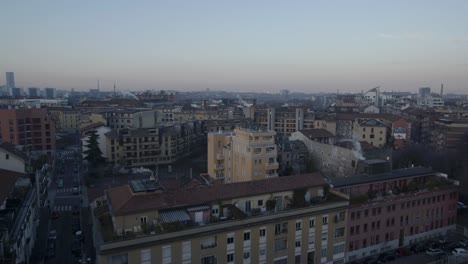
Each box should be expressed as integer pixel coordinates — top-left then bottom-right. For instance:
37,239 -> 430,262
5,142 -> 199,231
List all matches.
202,119 -> 251,134
253,106 -> 315,136
92,174 -> 349,264
0,108 -> 56,154
48,107 -> 81,133
330,167 -> 458,262
419,87 -> 431,98
0,169 -> 40,264
105,109 -> 163,129
207,128 -> 278,183
352,119 -> 388,147
0,142 -> 27,173
28,87 -> 39,98
417,94 -> 444,108
431,118 -> 468,151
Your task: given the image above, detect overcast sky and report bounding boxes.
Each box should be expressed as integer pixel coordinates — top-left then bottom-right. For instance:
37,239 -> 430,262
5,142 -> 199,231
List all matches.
1,0 -> 467,93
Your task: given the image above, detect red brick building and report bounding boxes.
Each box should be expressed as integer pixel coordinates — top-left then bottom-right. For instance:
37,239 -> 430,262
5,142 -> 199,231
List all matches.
0,108 -> 56,154
330,167 -> 458,262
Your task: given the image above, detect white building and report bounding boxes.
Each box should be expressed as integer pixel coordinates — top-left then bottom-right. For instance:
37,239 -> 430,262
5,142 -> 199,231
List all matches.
417,93 -> 444,108
0,142 -> 27,173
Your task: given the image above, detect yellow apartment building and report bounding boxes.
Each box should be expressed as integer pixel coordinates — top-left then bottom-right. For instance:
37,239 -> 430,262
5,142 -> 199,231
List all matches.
207,128 -> 279,183
93,174 -> 348,264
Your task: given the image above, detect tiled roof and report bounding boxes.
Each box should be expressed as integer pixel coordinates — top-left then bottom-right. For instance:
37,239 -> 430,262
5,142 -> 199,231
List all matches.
0,169 -> 24,203
299,129 -> 335,139
106,173 -> 326,215
0,142 -> 28,161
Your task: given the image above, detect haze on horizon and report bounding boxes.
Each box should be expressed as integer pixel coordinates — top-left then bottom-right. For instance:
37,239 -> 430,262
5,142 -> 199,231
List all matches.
1,1 -> 467,94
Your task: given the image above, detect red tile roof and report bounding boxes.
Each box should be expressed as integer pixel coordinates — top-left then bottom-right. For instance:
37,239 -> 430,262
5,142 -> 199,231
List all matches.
106,173 -> 326,215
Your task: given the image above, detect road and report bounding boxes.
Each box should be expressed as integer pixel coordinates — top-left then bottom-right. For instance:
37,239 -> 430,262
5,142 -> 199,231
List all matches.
31,148 -> 94,264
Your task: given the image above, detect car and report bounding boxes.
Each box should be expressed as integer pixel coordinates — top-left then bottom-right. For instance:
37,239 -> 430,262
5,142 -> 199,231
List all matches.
72,205 -> 80,215
71,239 -> 81,255
458,202 -> 467,209
48,230 -> 57,240
73,223 -> 81,233
426,248 -> 445,256
73,187 -> 80,195
75,230 -> 84,241
459,239 -> 468,247
52,211 -> 60,219
452,248 -> 467,255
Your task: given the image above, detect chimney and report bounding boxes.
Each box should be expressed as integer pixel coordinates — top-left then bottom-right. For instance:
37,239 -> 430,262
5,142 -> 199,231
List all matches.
440,83 -> 444,97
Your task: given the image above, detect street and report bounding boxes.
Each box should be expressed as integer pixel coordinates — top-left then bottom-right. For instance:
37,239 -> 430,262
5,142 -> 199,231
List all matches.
31,148 -> 94,264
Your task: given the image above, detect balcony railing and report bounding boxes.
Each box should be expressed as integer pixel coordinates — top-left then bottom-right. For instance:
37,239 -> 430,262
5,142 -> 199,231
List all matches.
215,164 -> 224,170
216,153 -> 224,160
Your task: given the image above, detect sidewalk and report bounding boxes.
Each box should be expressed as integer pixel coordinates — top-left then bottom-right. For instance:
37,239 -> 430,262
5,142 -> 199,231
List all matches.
30,208 -> 51,264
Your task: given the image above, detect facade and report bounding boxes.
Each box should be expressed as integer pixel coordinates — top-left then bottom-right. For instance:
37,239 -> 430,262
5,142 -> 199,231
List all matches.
48,107 -> 81,132
330,167 -> 458,262
105,121 -> 203,167
431,119 -> 468,151
105,109 -> 163,129
0,142 -> 27,173
93,174 -> 349,264
0,169 -> 40,264
254,107 -> 315,136
6,72 -> 15,95
207,128 -> 278,183
0,108 -> 56,154
417,94 -> 444,108
352,119 -> 388,147
419,87 -> 431,98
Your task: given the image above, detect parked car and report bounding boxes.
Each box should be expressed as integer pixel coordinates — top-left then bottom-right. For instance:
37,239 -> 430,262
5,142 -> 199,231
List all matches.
72,205 -> 80,215
73,187 -> 80,195
452,248 -> 467,255
72,239 -> 81,255
459,239 -> 468,247
458,202 -> 467,209
75,230 -> 84,241
426,248 -> 445,256
48,230 -> 57,240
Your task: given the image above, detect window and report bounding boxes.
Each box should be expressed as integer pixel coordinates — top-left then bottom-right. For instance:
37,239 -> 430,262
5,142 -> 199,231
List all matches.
244,231 -> 250,241
295,240 -> 301,248
258,199 -> 263,206
296,221 -> 302,231
243,251 -> 250,259
5,154 -> 9,160
162,245 -> 171,264
333,243 -> 345,254
227,253 -> 234,263
350,226 -> 354,236
335,227 -> 345,238
321,248 -> 327,258
309,218 -> 315,228
108,253 -> 128,264
363,224 -> 368,232
259,228 -> 266,237
323,216 -> 328,225
275,238 -> 287,252
295,255 -> 301,264
141,249 -> 151,264
227,236 -> 234,244
201,255 -> 216,264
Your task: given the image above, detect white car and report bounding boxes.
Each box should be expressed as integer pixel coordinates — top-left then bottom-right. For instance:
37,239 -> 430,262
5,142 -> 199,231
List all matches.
426,248 -> 444,256
452,248 -> 467,255
458,202 -> 467,209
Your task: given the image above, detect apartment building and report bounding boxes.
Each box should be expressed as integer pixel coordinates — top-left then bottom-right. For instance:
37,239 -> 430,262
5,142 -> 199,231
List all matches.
48,107 -> 81,132
105,121 -> 203,167
207,128 -> 278,183
0,108 -> 55,154
105,109 -> 163,129
0,142 -> 27,173
330,167 -> 458,262
93,174 -> 349,264
352,119 -> 388,147
254,107 -> 315,136
431,118 -> 468,151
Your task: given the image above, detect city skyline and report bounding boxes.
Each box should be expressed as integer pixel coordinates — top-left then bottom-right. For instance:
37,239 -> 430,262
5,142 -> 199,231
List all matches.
1,1 -> 468,93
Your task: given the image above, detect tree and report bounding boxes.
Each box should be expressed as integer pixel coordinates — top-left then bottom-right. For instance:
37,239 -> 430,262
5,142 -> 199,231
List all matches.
84,130 -> 104,168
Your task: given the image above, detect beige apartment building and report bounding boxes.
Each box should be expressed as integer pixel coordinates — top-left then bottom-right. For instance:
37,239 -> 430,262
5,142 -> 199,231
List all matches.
254,107 -> 315,136
48,107 -> 81,132
93,174 -> 348,264
352,119 -> 387,147
207,128 -> 279,183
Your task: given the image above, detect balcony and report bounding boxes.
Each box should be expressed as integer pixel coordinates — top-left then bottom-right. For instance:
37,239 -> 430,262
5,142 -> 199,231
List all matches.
215,164 -> 224,170
265,162 -> 279,170
216,153 -> 224,160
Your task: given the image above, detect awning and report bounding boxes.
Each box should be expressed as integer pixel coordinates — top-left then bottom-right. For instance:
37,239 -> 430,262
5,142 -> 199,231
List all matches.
160,209 -> 191,224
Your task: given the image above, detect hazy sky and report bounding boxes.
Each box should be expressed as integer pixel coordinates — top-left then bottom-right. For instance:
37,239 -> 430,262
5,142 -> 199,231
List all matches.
1,1 -> 467,93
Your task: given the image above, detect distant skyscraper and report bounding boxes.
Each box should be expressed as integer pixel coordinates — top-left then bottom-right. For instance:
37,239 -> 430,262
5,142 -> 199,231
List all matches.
6,72 -> 15,95
11,88 -> 21,97
419,87 -> 431,98
45,87 -> 56,99
28,87 -> 39,97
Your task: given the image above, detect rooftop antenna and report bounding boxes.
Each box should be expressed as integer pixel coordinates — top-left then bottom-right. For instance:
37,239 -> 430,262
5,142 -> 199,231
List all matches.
440,83 -> 444,97
97,79 -> 100,91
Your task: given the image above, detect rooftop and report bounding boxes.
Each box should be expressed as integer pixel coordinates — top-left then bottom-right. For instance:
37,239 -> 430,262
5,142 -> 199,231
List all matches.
329,167 -> 435,187
299,129 -> 335,139
0,169 -> 24,203
107,173 -> 326,215
0,142 -> 28,161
